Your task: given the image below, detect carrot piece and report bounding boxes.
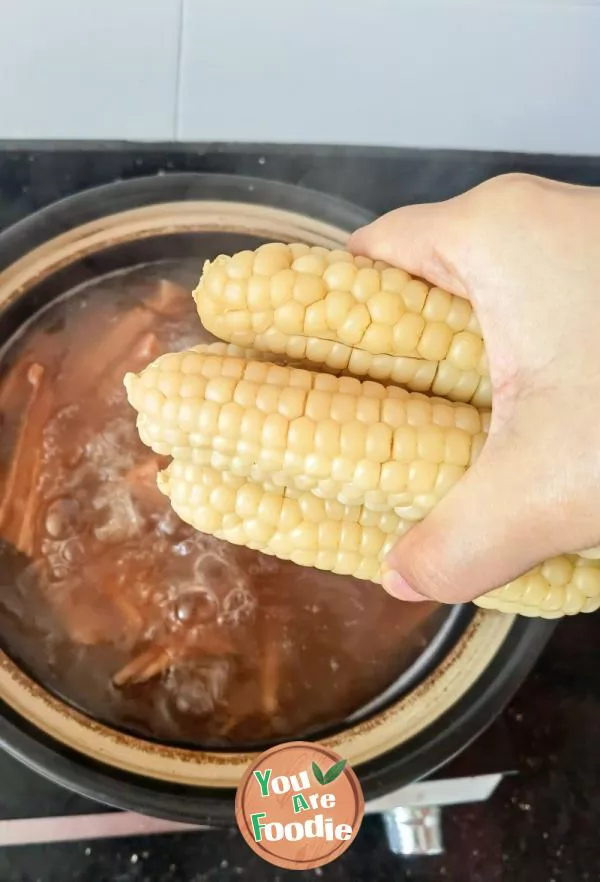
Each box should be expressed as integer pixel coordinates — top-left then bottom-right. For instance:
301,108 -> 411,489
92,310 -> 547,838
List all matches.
113,645 -> 173,687
0,364 -> 55,555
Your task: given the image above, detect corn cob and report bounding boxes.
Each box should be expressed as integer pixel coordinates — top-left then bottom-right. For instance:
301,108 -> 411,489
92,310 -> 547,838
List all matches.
158,461 -> 411,583
124,349 -> 488,521
156,461 -> 600,618
194,243 -> 491,408
125,347 -> 600,618
475,557 -> 600,617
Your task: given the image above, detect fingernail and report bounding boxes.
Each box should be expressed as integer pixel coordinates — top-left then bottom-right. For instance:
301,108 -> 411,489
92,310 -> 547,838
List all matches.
382,569 -> 426,602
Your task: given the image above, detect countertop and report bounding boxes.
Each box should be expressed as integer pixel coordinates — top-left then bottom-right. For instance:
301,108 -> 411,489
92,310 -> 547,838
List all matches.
0,143 -> 598,882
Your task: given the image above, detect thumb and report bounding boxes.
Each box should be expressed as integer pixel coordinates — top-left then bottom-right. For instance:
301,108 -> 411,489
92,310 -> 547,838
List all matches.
382,440 -> 557,604
348,199 -> 469,297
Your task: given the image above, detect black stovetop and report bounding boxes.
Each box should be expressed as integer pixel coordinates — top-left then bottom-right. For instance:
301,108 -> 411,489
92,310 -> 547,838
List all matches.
0,143 -> 599,882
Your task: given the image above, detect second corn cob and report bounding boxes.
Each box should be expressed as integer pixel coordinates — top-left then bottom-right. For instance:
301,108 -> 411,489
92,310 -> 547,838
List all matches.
125,348 -> 488,521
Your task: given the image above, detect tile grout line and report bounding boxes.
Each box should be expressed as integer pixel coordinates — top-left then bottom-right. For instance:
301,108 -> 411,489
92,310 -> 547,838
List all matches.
173,0 -> 185,141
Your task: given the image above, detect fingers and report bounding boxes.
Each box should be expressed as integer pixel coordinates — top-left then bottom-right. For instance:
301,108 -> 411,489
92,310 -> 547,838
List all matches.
381,440 -> 558,605
348,199 -> 469,297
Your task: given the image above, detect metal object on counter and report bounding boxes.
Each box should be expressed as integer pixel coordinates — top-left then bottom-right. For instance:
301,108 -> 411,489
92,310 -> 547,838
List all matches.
382,806 -> 443,856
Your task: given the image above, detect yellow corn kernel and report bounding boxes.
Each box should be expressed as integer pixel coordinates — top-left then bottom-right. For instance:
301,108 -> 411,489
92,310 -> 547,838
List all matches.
194,245 -> 488,405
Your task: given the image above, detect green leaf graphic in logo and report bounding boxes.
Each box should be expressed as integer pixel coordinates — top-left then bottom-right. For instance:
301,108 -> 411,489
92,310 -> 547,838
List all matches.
312,758 -> 347,786
323,759 -> 347,784
312,761 -> 325,785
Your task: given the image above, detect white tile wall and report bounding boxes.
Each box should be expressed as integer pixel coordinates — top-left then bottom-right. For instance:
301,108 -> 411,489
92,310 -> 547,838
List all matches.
0,0 -> 182,141
0,0 -> 599,154
177,0 -> 600,154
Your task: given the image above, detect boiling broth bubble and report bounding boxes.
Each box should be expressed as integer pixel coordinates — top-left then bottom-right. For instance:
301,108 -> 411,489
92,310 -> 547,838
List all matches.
44,497 -> 82,539
173,585 -> 219,626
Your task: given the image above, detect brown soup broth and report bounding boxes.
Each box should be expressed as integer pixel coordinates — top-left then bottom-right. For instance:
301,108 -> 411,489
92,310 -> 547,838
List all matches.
0,261 -> 445,748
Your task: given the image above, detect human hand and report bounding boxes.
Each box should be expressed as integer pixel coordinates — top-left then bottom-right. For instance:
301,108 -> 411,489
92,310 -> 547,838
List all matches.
349,173 -> 600,604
